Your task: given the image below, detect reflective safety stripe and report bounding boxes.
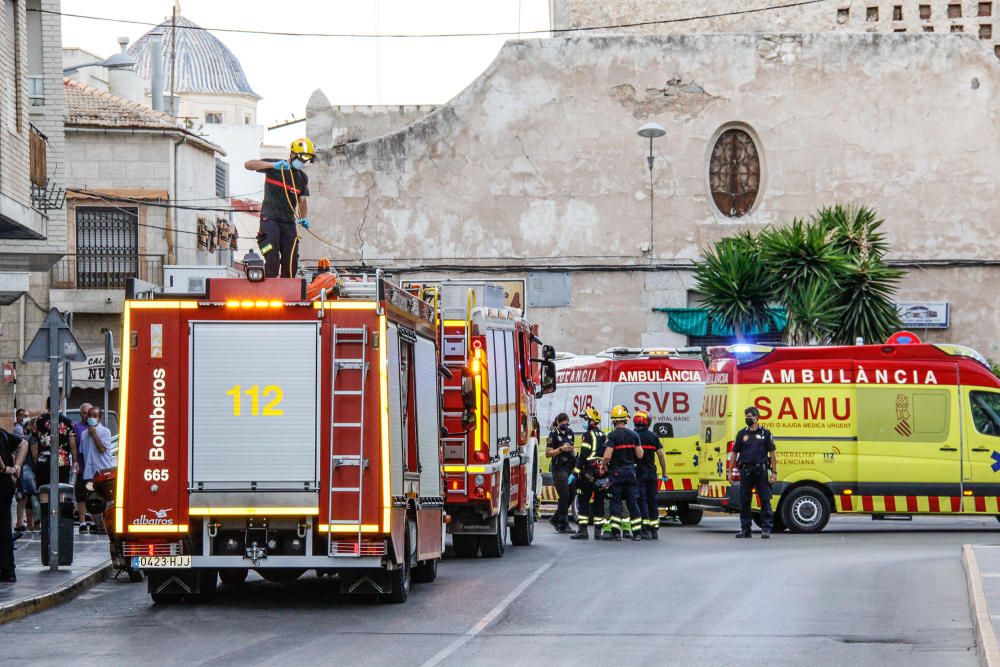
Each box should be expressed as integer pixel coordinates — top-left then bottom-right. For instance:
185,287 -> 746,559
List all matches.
259,243 -> 274,254
577,516 -> 589,525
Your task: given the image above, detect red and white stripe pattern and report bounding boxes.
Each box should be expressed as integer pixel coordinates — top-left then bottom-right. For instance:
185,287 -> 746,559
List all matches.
699,483 -> 728,499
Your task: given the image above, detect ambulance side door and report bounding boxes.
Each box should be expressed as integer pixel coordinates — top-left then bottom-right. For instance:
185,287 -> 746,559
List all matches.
963,388 -> 1000,497
855,362 -> 960,498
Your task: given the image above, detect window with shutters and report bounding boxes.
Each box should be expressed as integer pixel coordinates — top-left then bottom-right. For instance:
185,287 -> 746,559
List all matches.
708,127 -> 761,218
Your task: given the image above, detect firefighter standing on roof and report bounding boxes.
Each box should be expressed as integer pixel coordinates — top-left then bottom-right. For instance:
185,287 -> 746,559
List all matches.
730,406 -> 778,539
569,407 -> 607,540
602,405 -> 644,541
244,137 -> 315,278
633,411 -> 669,540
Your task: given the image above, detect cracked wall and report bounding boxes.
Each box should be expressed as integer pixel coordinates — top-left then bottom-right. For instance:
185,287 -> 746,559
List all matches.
305,32 -> 1000,355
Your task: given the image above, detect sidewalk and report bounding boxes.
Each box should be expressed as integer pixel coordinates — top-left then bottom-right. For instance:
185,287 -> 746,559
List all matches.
0,531 -> 112,624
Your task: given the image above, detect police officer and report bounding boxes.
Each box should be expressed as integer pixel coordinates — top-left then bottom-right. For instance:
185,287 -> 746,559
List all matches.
729,406 -> 777,539
546,413 -> 576,534
569,407 -> 607,540
633,411 -> 669,540
601,405 -> 644,541
244,137 -> 316,278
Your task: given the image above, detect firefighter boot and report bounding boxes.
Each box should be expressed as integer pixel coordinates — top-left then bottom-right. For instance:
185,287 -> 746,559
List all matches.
650,527 -> 659,540
570,524 -> 589,540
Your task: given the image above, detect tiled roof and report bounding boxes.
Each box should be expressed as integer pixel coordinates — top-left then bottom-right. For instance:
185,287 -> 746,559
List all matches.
63,79 -> 222,153
129,15 -> 260,98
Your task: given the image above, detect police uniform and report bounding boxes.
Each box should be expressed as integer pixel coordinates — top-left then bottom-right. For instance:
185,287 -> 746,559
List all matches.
606,427 -> 643,540
547,424 -> 576,531
733,425 -> 776,535
255,160 -> 309,278
635,425 -> 663,539
570,426 -> 607,540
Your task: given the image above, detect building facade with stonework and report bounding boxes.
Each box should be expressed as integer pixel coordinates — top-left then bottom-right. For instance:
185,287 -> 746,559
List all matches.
0,0 -> 66,425
304,30 -> 1000,358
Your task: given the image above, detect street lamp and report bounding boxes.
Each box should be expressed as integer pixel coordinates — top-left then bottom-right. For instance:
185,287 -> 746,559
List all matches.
63,41 -> 136,74
637,121 -> 666,254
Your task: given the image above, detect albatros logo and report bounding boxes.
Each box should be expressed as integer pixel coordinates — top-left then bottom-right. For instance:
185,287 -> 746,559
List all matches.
133,508 -> 174,525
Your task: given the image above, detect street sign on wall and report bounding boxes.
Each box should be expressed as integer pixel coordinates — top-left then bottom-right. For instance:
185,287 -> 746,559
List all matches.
896,301 -> 949,329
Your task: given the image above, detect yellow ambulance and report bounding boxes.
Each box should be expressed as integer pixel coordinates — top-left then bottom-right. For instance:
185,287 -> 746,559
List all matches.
695,339 -> 1000,532
538,347 -> 707,524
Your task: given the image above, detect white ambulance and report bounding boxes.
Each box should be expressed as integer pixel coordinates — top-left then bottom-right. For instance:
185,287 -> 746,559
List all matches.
537,348 -> 707,524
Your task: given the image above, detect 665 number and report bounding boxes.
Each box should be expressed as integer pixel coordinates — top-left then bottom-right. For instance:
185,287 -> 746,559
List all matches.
143,468 -> 169,481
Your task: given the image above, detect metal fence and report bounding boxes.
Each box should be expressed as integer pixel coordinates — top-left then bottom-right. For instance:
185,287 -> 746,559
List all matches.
51,254 -> 164,290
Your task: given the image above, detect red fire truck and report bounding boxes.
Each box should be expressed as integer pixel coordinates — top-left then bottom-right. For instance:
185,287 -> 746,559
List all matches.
405,280 -> 557,558
116,269 -> 445,603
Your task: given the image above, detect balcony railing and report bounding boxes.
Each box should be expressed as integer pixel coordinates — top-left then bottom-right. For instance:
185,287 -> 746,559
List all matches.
51,254 -> 164,290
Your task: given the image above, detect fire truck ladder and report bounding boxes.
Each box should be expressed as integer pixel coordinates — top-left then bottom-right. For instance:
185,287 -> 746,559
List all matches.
328,325 -> 369,556
441,323 -> 469,492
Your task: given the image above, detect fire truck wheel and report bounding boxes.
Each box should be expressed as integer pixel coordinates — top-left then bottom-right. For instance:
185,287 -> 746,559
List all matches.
780,486 -> 831,533
412,558 -> 438,583
676,503 -> 703,526
481,485 -> 509,558
219,568 -> 249,585
452,535 -> 479,558
511,506 -> 535,546
385,521 -> 414,603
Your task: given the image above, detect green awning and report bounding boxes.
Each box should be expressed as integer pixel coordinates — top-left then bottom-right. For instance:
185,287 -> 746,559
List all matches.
654,307 -> 787,337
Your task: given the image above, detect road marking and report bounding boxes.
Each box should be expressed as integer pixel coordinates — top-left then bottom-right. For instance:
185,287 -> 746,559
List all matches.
420,553 -> 560,667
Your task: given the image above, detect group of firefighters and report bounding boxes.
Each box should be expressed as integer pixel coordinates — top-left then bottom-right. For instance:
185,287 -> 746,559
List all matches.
546,406 -> 668,541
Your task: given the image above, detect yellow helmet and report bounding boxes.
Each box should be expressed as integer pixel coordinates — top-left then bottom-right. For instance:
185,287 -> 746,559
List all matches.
583,407 -> 601,424
610,405 -> 630,421
290,137 -> 316,160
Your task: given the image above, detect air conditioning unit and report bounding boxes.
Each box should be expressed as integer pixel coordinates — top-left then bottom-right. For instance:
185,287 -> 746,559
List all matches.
163,265 -> 241,294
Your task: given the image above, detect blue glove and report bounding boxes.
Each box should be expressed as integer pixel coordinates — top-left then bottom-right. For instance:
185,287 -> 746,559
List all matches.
567,474 -> 576,486
660,476 -> 669,485
297,218 -> 310,229
272,159 -> 291,171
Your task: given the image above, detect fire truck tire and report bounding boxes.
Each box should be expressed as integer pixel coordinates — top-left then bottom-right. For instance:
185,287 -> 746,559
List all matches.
452,535 -> 479,558
219,568 -> 249,585
780,486 -> 831,533
384,521 -> 413,603
481,485 -> 509,558
512,506 -> 535,546
676,503 -> 703,526
412,558 -> 438,583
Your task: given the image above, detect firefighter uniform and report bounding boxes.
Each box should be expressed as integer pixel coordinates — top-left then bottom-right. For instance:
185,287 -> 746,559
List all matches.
604,416 -> 644,541
570,420 -> 607,540
635,421 -> 663,540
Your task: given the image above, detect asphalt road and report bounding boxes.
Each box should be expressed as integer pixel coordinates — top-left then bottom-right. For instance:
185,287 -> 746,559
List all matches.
6,515 -> 991,666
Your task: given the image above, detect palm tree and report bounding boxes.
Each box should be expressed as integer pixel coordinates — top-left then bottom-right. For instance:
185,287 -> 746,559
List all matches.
693,233 -> 777,342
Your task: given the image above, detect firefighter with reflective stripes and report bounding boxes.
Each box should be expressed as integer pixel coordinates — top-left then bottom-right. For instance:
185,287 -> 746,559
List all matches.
601,405 -> 644,541
633,410 -> 669,540
569,407 -> 608,540
244,137 -> 316,278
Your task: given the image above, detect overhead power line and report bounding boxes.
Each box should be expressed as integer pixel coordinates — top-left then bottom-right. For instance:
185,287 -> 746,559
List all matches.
32,2 -> 827,40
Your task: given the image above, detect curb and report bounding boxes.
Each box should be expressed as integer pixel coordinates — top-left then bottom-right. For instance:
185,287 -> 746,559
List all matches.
0,560 -> 113,626
963,544 -> 1000,667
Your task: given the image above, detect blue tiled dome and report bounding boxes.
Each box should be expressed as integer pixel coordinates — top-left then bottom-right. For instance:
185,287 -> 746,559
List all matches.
129,15 -> 260,98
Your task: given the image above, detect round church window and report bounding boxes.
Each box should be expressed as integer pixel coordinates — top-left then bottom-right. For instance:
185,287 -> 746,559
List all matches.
709,128 -> 760,218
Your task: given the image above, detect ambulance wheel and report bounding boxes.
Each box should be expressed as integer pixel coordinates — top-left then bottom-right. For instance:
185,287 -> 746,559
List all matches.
677,503 -> 703,526
412,558 -> 438,583
384,521 -> 413,603
452,534 -> 479,558
219,568 -> 248,585
481,484 -> 509,558
781,487 -> 831,533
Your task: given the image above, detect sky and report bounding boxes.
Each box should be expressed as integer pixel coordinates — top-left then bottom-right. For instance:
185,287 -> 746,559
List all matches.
60,0 -> 551,145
